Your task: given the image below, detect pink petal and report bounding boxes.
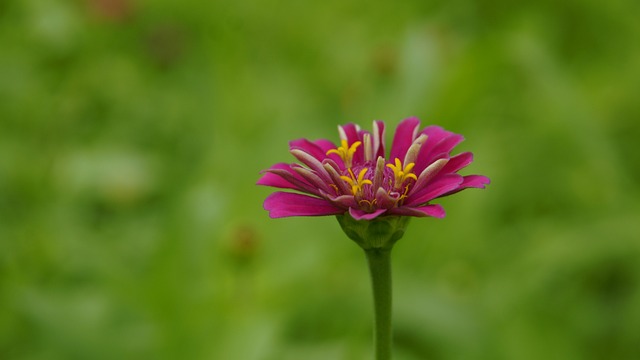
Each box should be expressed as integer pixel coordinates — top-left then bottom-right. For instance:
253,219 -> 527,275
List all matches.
349,207 -> 387,220
257,165 -> 295,189
322,192 -> 358,208
441,175 -> 491,196
314,139 -> 343,166
389,204 -> 446,218
414,126 -> 451,165
390,117 -> 420,163
462,174 -> 491,188
410,157 -> 449,196
338,123 -> 362,144
415,133 -> 464,174
312,139 -> 338,152
264,192 -> 345,218
375,187 -> 400,209
419,126 -> 451,147
406,174 -> 464,206
433,134 -> 464,156
289,139 -> 331,162
440,152 -> 473,174
257,163 -> 316,194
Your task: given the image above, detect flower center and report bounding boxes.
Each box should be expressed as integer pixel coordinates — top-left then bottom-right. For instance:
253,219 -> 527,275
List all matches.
340,168 -> 372,196
325,140 -> 420,212
326,140 -> 361,168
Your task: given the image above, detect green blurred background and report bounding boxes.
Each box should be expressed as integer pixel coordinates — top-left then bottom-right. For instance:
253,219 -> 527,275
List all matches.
2,0 -> 640,359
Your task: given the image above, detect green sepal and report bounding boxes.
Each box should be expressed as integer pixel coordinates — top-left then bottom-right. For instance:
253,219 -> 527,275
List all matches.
336,214 -> 410,251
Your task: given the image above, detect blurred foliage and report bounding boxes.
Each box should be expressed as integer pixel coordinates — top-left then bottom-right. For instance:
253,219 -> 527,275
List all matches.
1,0 -> 640,359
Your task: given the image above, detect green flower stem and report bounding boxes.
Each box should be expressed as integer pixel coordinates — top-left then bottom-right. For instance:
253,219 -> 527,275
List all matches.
365,248 -> 393,360
337,214 -> 408,359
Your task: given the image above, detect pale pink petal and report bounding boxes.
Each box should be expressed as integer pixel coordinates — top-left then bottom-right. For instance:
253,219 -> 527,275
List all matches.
359,129 -> 373,162
323,163 -> 352,194
293,166 -> 333,194
373,120 -> 386,158
389,204 -> 445,218
289,149 -> 333,184
390,117 -> 420,162
349,207 -> 387,220
264,192 -> 345,218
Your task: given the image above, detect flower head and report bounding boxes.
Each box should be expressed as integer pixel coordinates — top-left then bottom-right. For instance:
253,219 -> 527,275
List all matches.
258,117 -> 490,221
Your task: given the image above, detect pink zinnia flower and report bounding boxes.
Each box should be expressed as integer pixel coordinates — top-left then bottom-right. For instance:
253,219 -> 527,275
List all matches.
258,117 -> 489,220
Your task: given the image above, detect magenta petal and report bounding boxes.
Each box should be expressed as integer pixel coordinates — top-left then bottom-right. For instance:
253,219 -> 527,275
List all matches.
415,126 -> 451,165
314,139 -> 338,152
258,163 -> 314,192
433,134 -> 464,156
406,174 -> 464,206
339,123 -> 361,144
420,126 -> 451,147
264,192 -> 345,218
415,134 -> 462,174
440,152 -> 473,174
389,204 -> 446,218
349,207 -> 387,220
441,175 -> 491,196
410,157 -> 449,196
462,175 -> 491,188
257,171 -> 296,189
290,139 -> 332,162
419,134 -> 464,171
375,187 -> 400,209
257,163 -> 297,188
390,117 -> 420,162
260,164 -> 319,195
313,139 -> 343,165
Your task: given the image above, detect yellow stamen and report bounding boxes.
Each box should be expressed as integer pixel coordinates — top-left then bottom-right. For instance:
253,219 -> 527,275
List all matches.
327,140 -> 362,168
386,158 -> 417,189
358,198 -> 377,211
340,168 -> 372,196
